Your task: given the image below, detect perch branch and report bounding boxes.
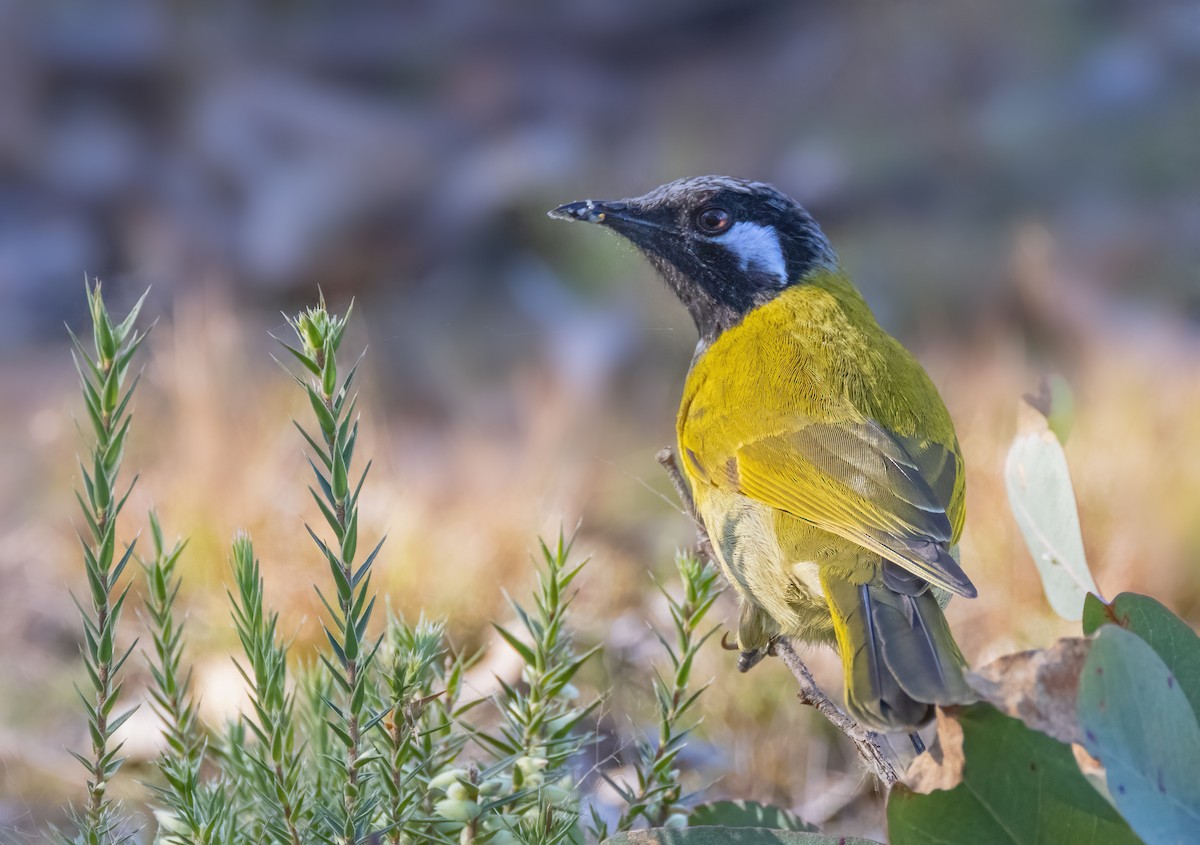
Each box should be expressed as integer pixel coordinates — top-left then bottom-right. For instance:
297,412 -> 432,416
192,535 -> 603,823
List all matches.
656,446 -> 899,786
773,639 -> 898,785
656,447 -> 714,563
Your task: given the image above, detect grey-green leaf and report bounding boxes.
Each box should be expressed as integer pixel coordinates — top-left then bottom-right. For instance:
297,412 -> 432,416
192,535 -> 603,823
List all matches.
1081,591 -> 1200,720
1004,424 -> 1098,620
1078,625 -> 1200,844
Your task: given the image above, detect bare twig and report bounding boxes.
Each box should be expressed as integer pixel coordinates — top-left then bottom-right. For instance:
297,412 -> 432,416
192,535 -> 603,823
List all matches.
656,445 -> 900,786
655,448 -> 713,563
774,639 -> 898,785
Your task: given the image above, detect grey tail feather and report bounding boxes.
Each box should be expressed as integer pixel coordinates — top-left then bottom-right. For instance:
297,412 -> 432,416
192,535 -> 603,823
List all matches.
874,585 -> 970,707
825,574 -> 971,732
858,583 -> 888,715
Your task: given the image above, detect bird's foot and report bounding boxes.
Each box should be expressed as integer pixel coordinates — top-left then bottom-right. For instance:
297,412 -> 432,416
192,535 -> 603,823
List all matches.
738,648 -> 767,673
724,632 -> 780,673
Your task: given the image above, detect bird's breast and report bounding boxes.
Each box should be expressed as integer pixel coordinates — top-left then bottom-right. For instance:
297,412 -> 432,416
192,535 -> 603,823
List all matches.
694,483 -> 827,609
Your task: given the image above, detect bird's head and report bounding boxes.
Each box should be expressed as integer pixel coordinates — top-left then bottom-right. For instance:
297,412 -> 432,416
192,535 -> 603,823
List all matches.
549,175 -> 837,342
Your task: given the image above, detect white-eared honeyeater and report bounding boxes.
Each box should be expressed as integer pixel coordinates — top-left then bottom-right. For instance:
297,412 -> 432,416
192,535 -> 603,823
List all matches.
550,176 -> 975,731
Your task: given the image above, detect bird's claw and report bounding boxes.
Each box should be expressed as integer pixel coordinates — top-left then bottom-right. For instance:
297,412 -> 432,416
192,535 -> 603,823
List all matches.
725,630 -> 779,671
737,649 -> 766,672
736,637 -> 780,673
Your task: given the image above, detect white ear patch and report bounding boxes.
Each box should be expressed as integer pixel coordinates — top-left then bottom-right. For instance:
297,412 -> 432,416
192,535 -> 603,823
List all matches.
713,222 -> 787,284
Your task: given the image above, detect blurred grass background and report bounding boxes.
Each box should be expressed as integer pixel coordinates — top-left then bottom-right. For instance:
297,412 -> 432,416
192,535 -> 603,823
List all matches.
2,0 -> 1200,839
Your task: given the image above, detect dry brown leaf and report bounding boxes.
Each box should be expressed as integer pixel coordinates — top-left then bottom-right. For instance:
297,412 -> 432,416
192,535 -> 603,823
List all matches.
966,636 -> 1091,745
903,706 -> 965,793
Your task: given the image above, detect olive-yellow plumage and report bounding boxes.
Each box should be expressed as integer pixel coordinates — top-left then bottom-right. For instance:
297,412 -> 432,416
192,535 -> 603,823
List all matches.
679,268 -> 972,728
551,176 -> 975,731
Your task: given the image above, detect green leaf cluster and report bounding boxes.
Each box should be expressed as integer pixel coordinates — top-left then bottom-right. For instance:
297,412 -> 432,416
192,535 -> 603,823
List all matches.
60,289 -> 672,845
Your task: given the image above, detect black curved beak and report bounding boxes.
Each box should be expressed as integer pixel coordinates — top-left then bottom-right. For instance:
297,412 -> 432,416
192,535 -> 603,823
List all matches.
547,199 -> 629,224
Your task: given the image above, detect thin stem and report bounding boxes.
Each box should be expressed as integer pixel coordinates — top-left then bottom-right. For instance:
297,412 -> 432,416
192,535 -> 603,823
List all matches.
655,449 -> 713,564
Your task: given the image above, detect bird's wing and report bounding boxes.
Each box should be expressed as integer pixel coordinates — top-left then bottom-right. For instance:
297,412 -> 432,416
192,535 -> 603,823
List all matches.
689,419 -> 974,597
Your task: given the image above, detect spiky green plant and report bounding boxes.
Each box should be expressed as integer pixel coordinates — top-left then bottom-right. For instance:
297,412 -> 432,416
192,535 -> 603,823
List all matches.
465,532 -> 600,842
489,534 -> 600,773
601,552 -> 721,835
141,513 -> 200,767
280,298 -> 387,843
227,535 -> 306,844
374,614 -> 473,844
58,283 -> 151,844
51,290 -> 731,845
140,512 -> 239,845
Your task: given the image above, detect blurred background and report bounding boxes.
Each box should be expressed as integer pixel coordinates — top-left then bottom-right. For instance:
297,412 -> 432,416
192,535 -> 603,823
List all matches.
3,0 -> 1200,839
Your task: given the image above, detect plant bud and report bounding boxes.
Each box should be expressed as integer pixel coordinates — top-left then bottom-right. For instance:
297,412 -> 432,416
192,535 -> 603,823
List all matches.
435,798 -> 481,822
515,755 -> 548,776
301,315 -> 324,354
477,777 -> 505,797
429,768 -> 468,791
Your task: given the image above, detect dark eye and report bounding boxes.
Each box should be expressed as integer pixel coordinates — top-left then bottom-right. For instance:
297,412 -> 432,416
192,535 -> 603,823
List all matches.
695,206 -> 732,234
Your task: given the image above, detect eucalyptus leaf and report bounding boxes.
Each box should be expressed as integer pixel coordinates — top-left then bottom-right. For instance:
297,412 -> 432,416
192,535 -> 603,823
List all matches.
887,703 -> 1138,845
1081,591 -> 1200,719
602,829 -> 879,845
1023,374 -> 1074,445
1078,625 -> 1200,844
1004,409 -> 1098,620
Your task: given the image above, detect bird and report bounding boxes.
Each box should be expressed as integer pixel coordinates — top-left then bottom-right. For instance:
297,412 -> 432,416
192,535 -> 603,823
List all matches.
549,176 -> 975,731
